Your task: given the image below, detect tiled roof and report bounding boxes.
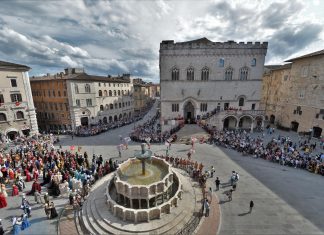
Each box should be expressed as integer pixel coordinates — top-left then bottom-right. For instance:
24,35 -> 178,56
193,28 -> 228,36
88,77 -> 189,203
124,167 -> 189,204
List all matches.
0,60 -> 30,70
285,49 -> 324,62
30,73 -> 130,83
264,64 -> 292,71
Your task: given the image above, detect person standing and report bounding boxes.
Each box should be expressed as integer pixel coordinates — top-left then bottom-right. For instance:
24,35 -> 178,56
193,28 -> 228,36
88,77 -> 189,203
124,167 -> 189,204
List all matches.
204,199 -> 210,217
249,200 -> 254,213
215,177 -> 220,191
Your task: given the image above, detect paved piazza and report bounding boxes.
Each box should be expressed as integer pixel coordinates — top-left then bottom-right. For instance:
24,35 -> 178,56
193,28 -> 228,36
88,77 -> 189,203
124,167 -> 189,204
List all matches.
1,104 -> 323,235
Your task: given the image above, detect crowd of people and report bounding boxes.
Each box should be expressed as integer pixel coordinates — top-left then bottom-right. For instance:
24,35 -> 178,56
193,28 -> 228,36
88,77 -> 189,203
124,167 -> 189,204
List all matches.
130,111 -> 184,144
0,134 -> 120,234
200,124 -> 324,176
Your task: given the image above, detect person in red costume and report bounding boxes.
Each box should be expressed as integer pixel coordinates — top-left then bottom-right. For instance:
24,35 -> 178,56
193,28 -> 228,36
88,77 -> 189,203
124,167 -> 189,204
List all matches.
25,170 -> 32,182
26,180 -> 41,195
0,192 -> 7,208
33,168 -> 39,181
12,184 -> 19,196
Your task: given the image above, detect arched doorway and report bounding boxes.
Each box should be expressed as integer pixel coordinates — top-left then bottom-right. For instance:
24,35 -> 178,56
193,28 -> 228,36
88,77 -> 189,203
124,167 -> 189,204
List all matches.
7,131 -> 18,140
270,115 -> 275,124
313,126 -> 322,138
239,116 -> 253,129
223,116 -> 237,129
184,101 -> 195,123
103,117 -> 107,124
291,121 -> 299,132
81,117 -> 89,126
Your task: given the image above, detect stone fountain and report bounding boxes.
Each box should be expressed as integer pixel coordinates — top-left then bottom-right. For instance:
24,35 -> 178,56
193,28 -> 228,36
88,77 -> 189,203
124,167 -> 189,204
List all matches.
106,143 -> 183,222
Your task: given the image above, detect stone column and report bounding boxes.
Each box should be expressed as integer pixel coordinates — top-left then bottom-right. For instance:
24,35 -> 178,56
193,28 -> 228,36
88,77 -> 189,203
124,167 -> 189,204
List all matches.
250,120 -> 254,133
139,199 -> 141,209
147,199 -> 149,208
130,198 -> 133,208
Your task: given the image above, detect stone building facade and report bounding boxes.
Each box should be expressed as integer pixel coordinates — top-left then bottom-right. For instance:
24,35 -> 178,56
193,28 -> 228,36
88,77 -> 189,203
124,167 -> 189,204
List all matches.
261,50 -> 324,137
67,73 -> 134,129
133,78 -> 152,115
31,68 -> 134,132
160,38 -> 268,131
0,61 -> 38,140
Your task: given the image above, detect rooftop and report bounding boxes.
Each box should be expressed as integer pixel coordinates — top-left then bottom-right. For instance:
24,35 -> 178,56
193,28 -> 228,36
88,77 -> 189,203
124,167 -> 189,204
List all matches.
285,49 -> 324,62
264,64 -> 292,71
0,60 -> 30,71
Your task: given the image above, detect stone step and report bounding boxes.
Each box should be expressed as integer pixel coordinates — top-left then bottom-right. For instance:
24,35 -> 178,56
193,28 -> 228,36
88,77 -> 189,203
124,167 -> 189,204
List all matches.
81,197 -> 98,235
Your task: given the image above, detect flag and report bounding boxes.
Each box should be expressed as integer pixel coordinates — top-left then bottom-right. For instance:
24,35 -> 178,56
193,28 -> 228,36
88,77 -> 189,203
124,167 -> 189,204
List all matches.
70,146 -> 75,151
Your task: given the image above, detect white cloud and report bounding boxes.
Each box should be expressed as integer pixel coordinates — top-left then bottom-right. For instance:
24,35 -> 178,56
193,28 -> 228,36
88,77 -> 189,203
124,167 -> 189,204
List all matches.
0,0 -> 323,82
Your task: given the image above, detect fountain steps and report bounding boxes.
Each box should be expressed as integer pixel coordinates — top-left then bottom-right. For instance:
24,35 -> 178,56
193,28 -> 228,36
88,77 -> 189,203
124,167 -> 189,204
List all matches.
79,170 -> 203,235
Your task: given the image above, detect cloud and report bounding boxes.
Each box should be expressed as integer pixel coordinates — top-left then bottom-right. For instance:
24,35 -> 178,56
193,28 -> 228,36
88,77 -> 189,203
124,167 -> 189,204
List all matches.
0,0 -> 323,81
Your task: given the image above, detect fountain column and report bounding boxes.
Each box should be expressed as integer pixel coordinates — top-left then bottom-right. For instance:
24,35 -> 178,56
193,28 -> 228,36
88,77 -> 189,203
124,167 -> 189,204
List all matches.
130,198 -> 133,208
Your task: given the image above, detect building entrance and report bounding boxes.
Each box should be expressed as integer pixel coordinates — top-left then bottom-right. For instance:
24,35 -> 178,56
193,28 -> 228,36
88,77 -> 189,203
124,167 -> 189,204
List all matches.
184,101 -> 195,124
81,117 -> 89,126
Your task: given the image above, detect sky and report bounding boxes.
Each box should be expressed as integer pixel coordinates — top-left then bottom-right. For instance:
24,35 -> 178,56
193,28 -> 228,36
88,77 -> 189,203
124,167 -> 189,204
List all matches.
0,0 -> 323,83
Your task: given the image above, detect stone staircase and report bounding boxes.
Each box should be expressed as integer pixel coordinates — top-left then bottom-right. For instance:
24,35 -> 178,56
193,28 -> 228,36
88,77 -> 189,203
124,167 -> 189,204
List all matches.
77,170 -> 203,235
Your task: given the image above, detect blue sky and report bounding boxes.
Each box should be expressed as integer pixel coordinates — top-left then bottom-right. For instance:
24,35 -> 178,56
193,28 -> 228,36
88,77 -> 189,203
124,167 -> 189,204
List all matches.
0,0 -> 323,82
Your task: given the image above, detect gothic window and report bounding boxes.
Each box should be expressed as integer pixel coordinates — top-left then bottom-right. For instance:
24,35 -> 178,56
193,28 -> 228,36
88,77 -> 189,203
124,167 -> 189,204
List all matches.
201,67 -> 209,81
172,104 -> 179,112
251,58 -> 256,67
187,67 -> 194,81
104,90 -> 108,96
16,111 -> 24,119
110,103 -> 113,109
98,90 -> 102,97
171,68 -> 179,80
118,90 -> 121,96
239,97 -> 245,106
109,90 -> 112,96
219,58 -> 224,67
113,90 -> 116,96
0,113 -> 7,121
239,67 -> 249,80
224,67 -> 233,80
200,103 -> 208,112
85,84 -> 91,93
100,105 -> 104,111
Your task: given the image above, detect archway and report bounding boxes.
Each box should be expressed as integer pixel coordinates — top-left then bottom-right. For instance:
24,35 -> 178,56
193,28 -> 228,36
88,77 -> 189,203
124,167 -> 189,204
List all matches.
81,117 -> 89,126
270,115 -> 275,124
184,101 -> 195,123
223,116 -> 237,129
7,131 -> 18,140
291,121 -> 299,132
103,117 -> 107,124
239,115 -> 253,129
313,126 -> 322,138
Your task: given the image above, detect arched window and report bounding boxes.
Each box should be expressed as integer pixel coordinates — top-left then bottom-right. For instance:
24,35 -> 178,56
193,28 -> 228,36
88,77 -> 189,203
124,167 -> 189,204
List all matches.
104,90 -> 108,96
114,115 -> 118,121
119,103 -> 121,108
225,67 -> 233,80
75,84 -> 79,94
239,67 -> 249,80
103,117 -> 107,124
109,90 -> 112,96
239,97 -> 245,107
16,111 -> 24,119
251,58 -> 256,67
105,104 -> 109,110
0,113 -> 7,121
113,90 -> 116,96
201,67 -> 209,81
187,67 -> 194,81
100,105 -> 104,111
115,103 -> 118,109
98,90 -> 102,97
118,90 -> 121,96
219,58 -> 224,67
171,67 -> 179,81
109,116 -> 113,123
109,103 -> 114,109
85,84 -> 91,93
